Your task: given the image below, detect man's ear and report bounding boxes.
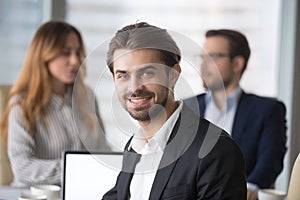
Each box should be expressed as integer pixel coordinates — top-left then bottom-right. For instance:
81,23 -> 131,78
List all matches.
169,64 -> 181,87
232,56 -> 245,74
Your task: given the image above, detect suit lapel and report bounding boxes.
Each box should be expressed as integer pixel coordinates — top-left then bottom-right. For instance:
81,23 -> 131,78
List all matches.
198,95 -> 206,117
232,92 -> 252,143
149,104 -> 199,199
118,141 -> 141,200
148,159 -> 178,200
117,172 -> 133,200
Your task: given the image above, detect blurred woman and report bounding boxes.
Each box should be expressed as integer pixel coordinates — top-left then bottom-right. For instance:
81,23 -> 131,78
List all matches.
0,20 -> 110,187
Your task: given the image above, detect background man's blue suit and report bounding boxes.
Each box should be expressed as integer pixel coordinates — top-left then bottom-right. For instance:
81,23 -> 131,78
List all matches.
187,91 -> 287,188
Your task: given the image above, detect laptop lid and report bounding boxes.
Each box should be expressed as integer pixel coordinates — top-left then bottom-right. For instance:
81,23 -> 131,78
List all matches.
62,151 -> 123,200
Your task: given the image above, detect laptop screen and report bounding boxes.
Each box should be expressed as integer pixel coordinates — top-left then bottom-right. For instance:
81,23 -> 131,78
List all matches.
62,151 -> 123,200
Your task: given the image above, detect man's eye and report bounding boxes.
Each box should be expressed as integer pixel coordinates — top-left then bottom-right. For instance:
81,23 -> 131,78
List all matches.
116,73 -> 128,80
142,70 -> 155,77
209,53 -> 220,59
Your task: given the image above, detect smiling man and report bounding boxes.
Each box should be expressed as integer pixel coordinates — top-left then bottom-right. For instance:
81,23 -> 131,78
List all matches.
102,22 -> 247,200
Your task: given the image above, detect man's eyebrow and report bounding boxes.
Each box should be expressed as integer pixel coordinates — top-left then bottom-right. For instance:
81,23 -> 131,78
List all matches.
114,69 -> 127,74
115,65 -> 159,74
137,65 -> 158,73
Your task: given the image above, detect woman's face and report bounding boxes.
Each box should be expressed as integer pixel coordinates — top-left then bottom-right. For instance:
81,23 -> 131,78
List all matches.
48,32 -> 81,93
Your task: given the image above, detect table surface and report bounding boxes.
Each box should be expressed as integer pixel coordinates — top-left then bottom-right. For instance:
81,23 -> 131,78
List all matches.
0,186 -> 29,200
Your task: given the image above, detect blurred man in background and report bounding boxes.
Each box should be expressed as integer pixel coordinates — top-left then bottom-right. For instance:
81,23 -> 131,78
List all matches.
187,29 -> 287,200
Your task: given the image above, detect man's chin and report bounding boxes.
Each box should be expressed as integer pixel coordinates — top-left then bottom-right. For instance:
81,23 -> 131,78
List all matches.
129,112 -> 150,121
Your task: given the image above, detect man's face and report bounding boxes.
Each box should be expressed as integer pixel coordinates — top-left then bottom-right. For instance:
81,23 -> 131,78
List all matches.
112,49 -> 174,122
201,36 -> 234,91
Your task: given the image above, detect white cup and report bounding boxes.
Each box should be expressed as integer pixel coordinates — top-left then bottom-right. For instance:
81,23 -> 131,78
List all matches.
19,194 -> 47,200
30,185 -> 61,200
258,189 -> 286,200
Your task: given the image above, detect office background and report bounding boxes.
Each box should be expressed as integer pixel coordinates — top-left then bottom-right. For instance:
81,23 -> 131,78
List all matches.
0,0 -> 299,192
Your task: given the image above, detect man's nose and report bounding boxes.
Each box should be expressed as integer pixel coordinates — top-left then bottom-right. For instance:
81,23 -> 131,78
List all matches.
128,76 -> 143,92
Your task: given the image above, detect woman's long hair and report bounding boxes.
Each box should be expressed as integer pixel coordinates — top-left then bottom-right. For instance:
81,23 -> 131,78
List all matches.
0,20 -> 87,144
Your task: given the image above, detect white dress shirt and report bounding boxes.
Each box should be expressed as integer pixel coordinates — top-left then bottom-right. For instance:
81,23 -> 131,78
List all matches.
204,87 -> 242,135
128,101 -> 183,200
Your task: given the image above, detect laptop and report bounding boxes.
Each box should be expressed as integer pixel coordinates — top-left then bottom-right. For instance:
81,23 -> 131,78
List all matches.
62,151 -> 123,200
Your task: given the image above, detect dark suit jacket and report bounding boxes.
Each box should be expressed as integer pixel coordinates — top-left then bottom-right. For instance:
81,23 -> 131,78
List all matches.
185,91 -> 287,188
102,104 -> 246,200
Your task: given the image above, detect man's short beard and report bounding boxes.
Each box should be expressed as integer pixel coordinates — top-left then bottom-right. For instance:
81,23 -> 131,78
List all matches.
128,99 -> 168,121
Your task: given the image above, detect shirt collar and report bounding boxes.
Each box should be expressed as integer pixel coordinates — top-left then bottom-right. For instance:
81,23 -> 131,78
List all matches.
50,86 -> 72,109
129,101 -> 183,154
205,87 -> 242,111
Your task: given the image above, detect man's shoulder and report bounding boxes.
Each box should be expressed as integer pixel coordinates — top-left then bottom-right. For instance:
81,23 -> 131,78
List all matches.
191,91 -> 283,104
184,93 -> 205,101
240,92 -> 285,110
242,92 -> 278,103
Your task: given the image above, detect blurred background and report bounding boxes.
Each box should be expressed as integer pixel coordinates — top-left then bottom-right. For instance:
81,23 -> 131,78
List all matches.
0,0 -> 299,193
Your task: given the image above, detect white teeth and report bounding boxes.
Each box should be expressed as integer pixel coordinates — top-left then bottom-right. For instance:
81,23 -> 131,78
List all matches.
130,98 -> 147,103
